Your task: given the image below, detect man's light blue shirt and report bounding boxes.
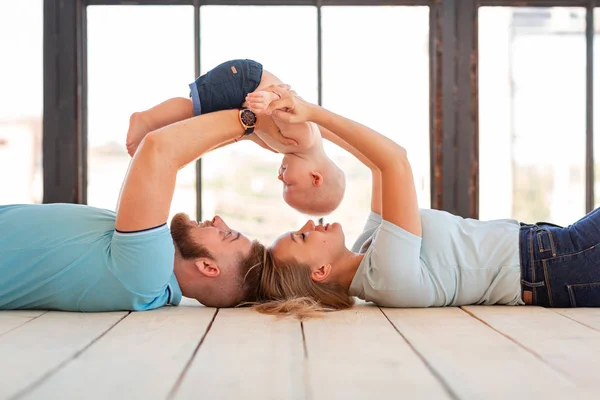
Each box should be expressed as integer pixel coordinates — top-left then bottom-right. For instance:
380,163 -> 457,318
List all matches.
0,204 -> 182,311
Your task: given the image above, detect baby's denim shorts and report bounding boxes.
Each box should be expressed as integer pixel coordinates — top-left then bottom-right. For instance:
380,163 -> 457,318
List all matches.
189,59 -> 263,116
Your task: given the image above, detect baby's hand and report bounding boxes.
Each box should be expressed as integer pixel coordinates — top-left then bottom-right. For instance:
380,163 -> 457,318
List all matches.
245,90 -> 281,114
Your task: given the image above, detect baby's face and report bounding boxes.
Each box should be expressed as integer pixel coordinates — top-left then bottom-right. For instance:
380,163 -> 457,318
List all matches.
278,158 -> 314,193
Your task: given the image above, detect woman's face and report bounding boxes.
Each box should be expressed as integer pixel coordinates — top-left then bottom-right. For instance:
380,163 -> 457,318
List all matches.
271,220 -> 347,274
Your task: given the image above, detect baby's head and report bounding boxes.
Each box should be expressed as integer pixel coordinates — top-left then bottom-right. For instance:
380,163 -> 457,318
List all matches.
278,154 -> 346,216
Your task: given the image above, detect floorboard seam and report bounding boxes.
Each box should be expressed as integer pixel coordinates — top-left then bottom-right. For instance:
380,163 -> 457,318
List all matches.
551,310 -> 600,333
459,307 -> 574,382
0,311 -> 49,339
379,307 -> 460,400
300,321 -> 312,400
166,308 -> 219,400
10,311 -> 131,400
300,321 -> 308,359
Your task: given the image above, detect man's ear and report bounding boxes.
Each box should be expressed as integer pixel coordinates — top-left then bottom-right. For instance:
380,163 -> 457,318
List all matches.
311,264 -> 332,282
194,258 -> 220,278
311,171 -> 324,187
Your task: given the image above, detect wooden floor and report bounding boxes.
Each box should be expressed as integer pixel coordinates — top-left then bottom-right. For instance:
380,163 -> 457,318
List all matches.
2,299 -> 600,400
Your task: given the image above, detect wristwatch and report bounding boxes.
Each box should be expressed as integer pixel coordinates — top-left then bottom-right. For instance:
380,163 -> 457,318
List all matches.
238,108 -> 257,135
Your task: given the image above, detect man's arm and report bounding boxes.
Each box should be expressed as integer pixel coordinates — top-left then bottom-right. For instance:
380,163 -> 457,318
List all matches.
319,126 -> 382,215
115,110 -> 243,232
211,134 -> 278,154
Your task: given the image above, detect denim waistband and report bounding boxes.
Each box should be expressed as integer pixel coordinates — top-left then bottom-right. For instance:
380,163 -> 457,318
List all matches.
518,222 -> 556,307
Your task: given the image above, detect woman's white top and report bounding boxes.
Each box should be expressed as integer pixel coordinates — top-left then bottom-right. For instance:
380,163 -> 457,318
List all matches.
348,210 -> 524,307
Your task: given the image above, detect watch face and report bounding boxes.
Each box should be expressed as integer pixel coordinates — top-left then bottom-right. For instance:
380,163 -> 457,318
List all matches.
241,109 -> 256,126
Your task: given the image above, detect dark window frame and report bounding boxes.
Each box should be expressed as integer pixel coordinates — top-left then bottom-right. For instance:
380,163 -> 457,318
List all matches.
43,0 -> 596,220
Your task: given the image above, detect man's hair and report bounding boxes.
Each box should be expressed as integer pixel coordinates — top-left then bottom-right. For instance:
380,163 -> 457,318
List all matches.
171,211 -> 267,308
195,240 -> 267,308
237,240 -> 267,304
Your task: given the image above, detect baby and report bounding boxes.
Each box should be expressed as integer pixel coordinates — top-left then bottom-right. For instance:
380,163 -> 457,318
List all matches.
126,59 -> 345,216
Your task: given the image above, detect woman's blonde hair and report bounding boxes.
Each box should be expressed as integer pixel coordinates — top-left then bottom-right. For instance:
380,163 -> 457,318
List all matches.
252,248 -> 354,319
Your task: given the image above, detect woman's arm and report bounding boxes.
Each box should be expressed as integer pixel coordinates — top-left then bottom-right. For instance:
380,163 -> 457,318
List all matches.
266,89 -> 420,237
319,126 -> 381,215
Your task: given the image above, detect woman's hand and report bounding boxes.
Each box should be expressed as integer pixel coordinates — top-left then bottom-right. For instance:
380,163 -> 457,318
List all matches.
263,84 -> 317,124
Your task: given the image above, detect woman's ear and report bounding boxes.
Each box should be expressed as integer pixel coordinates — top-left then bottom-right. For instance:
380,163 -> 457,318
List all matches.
194,258 -> 220,278
310,172 -> 324,187
311,264 -> 331,282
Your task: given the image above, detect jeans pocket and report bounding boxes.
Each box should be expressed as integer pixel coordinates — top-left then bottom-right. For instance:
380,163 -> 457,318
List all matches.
568,283 -> 600,307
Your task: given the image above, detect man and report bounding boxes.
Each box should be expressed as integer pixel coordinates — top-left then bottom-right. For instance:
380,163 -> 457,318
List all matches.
0,108 -> 266,311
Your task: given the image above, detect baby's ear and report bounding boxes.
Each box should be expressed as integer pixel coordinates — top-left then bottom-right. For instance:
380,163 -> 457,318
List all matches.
310,172 -> 324,187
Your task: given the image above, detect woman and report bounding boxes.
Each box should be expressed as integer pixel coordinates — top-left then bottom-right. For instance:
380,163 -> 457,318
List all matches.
254,85 -> 600,318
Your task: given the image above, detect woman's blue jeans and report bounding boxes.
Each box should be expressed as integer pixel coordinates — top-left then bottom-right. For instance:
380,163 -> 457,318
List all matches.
520,207 -> 600,307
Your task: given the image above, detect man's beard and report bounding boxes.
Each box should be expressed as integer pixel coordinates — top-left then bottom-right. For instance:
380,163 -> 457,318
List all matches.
170,213 -> 216,260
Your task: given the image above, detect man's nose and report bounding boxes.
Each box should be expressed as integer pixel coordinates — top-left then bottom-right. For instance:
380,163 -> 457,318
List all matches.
212,216 -> 225,228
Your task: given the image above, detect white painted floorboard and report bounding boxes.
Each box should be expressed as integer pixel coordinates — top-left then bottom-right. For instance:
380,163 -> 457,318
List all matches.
2,305 -> 600,400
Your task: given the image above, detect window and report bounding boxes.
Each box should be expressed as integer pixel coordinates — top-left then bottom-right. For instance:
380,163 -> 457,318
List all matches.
322,6 -> 430,246
87,5 -> 196,220
0,1 -> 43,205
594,9 -> 600,209
200,6 -> 318,244
479,7 -> 586,225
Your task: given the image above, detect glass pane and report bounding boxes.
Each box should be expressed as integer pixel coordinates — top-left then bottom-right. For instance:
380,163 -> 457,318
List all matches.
200,6 -> 318,244
479,7 -> 586,225
0,1 -> 43,204
87,6 -> 195,219
322,6 -> 430,247
595,9 -> 600,208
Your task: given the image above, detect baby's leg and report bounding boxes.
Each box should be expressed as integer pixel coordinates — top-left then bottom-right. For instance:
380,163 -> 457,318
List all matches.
244,70 -> 284,113
126,97 -> 193,157
245,91 -> 280,114
255,70 -> 284,92
128,60 -> 266,157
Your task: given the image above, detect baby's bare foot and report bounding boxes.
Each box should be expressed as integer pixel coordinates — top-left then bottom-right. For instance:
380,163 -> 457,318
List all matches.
126,112 -> 152,157
245,91 -> 281,114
